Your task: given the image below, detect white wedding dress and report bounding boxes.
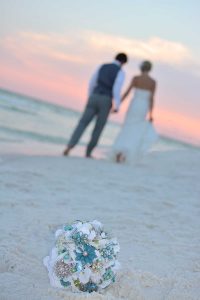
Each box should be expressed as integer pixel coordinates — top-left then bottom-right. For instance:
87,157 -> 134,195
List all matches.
111,88 -> 158,164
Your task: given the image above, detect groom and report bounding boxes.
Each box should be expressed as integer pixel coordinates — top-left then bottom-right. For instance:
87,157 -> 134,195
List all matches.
63,52 -> 128,157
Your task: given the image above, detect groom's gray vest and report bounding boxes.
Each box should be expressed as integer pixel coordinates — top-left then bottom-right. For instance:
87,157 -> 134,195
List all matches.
93,63 -> 121,98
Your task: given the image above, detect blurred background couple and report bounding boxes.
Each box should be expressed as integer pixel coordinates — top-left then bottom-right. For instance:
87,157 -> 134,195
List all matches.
63,52 -> 157,164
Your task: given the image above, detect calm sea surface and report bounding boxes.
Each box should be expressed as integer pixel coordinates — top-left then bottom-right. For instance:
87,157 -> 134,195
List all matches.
0,88 -> 196,158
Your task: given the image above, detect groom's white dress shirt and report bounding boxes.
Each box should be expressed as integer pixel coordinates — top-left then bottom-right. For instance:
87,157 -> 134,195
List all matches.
88,60 -> 125,110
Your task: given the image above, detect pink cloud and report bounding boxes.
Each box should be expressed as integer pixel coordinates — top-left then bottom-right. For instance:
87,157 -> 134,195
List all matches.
0,56 -> 87,109
84,31 -> 192,66
154,107 -> 200,145
0,30 -> 199,144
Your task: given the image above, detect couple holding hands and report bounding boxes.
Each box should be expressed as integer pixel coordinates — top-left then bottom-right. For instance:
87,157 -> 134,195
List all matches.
64,53 -> 157,164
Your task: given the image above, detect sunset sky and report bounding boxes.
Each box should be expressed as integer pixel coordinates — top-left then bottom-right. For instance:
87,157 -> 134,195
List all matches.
0,0 -> 200,145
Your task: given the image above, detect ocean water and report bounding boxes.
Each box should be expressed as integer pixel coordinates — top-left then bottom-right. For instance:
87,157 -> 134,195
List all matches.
0,88 -> 195,158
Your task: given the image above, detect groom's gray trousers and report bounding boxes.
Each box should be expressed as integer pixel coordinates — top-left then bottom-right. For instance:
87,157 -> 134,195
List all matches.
68,93 -> 112,156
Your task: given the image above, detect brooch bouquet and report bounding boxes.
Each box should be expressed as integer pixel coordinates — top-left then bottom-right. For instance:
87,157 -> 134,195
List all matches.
43,220 -> 120,293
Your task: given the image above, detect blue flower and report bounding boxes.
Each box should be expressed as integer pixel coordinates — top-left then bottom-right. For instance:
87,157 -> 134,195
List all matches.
64,224 -> 73,231
75,244 -> 97,266
72,232 -> 88,245
103,267 -> 115,282
60,279 -> 71,288
101,244 -> 115,260
82,282 -> 98,293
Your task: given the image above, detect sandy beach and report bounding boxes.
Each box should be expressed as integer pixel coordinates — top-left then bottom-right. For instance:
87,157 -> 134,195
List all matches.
0,148 -> 200,300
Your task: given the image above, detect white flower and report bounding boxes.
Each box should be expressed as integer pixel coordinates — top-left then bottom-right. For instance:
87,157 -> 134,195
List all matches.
78,267 -> 92,284
79,223 -> 92,235
64,231 -> 72,238
90,271 -> 102,283
112,260 -> 121,271
88,230 -> 96,240
68,245 -> 76,260
75,221 -> 84,231
98,239 -> 107,248
55,229 -> 63,238
91,220 -> 103,230
101,232 -> 106,238
110,238 -> 120,253
50,248 -> 59,264
94,250 -> 101,258
99,279 -> 111,289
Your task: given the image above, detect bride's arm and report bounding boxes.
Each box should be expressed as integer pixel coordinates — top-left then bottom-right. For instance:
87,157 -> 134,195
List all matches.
121,77 -> 136,102
149,81 -> 156,121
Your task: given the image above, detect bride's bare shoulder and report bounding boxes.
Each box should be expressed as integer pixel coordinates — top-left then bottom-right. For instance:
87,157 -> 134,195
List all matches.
148,75 -> 156,83
131,75 -> 139,86
150,77 -> 157,89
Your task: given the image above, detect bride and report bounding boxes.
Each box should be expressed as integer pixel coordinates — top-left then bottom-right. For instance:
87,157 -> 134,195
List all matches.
111,60 -> 158,164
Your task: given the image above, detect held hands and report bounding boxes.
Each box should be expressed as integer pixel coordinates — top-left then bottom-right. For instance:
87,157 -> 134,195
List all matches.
111,102 -> 119,113
111,97 -> 125,113
149,116 -> 154,122
111,107 -> 118,113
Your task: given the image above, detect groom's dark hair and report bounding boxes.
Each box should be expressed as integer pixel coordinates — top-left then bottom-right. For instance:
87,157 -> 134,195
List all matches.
115,53 -> 128,64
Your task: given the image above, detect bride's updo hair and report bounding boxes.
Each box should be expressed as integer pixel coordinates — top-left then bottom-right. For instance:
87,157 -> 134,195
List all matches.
140,60 -> 152,72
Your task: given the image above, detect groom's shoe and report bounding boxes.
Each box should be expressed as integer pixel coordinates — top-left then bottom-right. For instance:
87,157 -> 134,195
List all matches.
85,151 -> 94,159
116,152 -> 125,163
63,146 -> 72,156
85,153 -> 94,159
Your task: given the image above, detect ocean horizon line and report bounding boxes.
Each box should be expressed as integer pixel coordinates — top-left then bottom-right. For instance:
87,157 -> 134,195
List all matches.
1,86 -> 199,150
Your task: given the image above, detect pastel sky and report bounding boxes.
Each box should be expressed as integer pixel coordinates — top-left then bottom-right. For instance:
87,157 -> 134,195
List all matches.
0,0 -> 200,145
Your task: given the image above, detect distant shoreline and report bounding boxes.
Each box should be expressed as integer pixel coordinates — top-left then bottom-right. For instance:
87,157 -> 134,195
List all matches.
0,86 -> 199,149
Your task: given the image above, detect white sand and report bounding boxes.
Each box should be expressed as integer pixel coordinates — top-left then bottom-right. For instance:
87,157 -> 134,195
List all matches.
0,149 -> 200,300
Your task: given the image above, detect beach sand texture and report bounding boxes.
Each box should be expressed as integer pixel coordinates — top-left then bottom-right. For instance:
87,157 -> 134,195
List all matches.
0,149 -> 200,300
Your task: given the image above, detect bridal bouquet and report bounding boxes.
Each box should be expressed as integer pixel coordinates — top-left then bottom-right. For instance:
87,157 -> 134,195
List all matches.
43,220 -> 120,293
